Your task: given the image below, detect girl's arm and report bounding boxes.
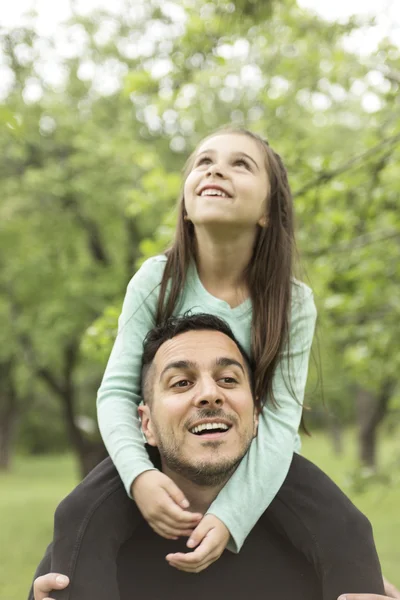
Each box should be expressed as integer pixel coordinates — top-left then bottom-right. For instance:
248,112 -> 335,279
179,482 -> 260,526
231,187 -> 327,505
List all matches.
97,256 -> 165,495
206,282 -> 317,552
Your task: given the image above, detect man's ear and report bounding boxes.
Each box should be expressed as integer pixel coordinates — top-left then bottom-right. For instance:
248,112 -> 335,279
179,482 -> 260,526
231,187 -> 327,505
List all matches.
138,404 -> 158,447
252,405 -> 259,438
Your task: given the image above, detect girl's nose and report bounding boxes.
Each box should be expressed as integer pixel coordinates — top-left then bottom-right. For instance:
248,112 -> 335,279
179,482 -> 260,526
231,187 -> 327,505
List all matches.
206,163 -> 225,178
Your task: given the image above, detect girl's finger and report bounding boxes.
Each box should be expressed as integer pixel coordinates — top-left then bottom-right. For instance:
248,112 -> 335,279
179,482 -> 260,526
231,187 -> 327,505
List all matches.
162,499 -> 203,525
168,557 -> 215,573
166,534 -> 218,567
149,511 -> 198,531
162,478 -> 191,509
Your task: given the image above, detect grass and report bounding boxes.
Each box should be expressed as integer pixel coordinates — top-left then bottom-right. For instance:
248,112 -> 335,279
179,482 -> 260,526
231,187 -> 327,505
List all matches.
1,430 -> 399,599
0,454 -> 77,600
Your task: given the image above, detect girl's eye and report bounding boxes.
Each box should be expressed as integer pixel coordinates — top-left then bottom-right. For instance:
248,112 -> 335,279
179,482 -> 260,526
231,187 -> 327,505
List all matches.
234,159 -> 250,169
197,156 -> 212,166
172,379 -> 191,388
219,377 -> 237,385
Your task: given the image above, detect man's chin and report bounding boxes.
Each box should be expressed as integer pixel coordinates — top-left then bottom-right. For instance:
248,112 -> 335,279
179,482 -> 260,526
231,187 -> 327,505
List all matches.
165,453 -> 243,487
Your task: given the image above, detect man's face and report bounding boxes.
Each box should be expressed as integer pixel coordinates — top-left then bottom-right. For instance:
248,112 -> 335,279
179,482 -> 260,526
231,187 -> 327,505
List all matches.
139,330 -> 258,486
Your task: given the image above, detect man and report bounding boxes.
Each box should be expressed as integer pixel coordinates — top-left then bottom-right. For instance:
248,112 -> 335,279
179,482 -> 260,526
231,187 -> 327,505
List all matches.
31,314 -> 388,600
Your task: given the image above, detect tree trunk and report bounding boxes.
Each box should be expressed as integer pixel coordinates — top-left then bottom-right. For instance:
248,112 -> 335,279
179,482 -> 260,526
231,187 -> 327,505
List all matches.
355,381 -> 394,469
38,341 -> 107,479
0,402 -> 18,470
61,386 -> 107,478
0,361 -> 18,470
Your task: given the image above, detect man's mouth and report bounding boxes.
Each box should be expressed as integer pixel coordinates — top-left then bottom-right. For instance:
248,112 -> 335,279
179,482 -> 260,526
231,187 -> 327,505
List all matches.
189,422 -> 232,438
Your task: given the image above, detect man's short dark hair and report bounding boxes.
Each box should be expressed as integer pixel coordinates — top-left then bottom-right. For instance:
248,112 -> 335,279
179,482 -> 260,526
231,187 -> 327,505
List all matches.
141,313 -> 255,403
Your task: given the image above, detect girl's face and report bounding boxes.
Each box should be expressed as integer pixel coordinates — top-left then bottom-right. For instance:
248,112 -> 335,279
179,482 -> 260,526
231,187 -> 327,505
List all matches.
184,133 -> 269,230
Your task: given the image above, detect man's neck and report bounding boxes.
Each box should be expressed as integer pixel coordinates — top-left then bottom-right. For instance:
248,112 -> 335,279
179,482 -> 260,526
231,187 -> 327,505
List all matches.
161,463 -> 229,515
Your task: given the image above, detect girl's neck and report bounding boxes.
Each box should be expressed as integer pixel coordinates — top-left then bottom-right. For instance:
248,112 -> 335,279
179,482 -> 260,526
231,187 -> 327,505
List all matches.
194,226 -> 256,307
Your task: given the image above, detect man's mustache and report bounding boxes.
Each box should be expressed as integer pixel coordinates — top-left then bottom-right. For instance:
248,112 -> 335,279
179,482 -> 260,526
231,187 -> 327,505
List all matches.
185,408 -> 238,429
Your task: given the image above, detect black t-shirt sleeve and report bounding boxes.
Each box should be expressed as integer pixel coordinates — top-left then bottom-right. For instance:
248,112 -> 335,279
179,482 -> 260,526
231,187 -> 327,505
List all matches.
265,453 -> 385,600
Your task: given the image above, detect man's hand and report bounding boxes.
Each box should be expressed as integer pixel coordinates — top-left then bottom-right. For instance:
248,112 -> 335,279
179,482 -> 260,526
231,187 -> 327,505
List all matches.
131,470 -> 202,539
33,573 -> 69,600
166,514 -> 230,573
383,577 -> 400,599
337,578 -> 400,600
339,597 -> 396,600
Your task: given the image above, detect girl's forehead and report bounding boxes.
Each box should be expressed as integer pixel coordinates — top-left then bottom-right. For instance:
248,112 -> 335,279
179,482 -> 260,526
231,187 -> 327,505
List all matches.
196,133 -> 263,159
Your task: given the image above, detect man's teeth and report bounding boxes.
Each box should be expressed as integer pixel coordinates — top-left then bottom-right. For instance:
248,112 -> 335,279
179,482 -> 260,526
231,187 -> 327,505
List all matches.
190,422 -> 229,434
200,189 -> 228,198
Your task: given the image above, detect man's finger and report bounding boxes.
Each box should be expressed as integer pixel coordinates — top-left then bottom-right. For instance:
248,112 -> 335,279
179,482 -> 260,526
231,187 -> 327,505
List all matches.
339,595 -> 394,600
33,574 -> 69,600
383,577 -> 400,599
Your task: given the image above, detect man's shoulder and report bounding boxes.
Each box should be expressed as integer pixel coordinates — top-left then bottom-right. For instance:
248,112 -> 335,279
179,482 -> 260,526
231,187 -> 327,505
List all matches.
262,452 -> 373,536
54,447 -> 161,527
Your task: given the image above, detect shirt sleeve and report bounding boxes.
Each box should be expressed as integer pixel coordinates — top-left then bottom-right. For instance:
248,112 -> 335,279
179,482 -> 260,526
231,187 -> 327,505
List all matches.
96,257 -> 165,496
206,283 -> 317,552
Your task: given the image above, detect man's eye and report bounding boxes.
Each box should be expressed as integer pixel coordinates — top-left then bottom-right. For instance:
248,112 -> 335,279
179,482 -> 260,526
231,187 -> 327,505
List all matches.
172,379 -> 191,388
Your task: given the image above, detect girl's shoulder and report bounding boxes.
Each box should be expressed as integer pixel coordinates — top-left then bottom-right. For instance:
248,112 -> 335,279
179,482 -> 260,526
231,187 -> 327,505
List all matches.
291,278 -> 313,301
128,255 -> 167,291
290,278 -> 317,320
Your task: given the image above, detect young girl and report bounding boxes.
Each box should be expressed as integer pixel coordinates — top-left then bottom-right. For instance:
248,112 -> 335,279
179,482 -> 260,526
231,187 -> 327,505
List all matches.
31,127 -> 388,600
96,126 -> 316,567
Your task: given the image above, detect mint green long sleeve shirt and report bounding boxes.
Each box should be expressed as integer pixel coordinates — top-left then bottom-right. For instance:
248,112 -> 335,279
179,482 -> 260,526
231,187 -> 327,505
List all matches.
97,255 -> 317,552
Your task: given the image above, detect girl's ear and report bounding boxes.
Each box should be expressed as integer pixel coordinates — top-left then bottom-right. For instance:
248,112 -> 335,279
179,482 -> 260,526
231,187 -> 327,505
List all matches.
138,405 -> 158,447
258,215 -> 268,228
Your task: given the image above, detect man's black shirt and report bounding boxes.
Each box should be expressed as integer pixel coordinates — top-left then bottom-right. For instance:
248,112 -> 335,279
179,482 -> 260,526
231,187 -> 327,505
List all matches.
28,449 -> 384,600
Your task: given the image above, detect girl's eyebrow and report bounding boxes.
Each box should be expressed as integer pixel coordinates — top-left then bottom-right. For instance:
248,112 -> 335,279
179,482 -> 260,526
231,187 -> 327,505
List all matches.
196,149 -> 259,170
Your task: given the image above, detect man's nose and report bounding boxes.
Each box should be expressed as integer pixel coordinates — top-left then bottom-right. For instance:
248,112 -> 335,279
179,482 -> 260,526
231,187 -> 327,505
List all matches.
195,378 -> 224,408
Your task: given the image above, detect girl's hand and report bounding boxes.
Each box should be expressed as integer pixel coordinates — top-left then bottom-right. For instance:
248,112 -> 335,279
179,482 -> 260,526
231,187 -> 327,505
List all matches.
166,514 -> 230,573
131,470 -> 202,539
33,573 -> 69,600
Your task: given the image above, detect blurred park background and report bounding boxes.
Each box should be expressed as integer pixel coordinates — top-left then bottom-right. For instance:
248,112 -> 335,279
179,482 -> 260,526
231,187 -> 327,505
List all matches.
0,0 -> 399,597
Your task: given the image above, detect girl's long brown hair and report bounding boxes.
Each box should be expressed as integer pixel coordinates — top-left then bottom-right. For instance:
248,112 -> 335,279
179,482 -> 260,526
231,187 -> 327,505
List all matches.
155,127 -> 298,409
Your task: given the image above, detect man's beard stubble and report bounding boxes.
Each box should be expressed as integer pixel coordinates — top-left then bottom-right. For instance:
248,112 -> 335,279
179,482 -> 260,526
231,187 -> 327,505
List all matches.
154,408 -> 253,487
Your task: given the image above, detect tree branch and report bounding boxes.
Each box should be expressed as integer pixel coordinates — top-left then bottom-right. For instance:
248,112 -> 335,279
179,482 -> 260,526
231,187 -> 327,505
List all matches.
305,228 -> 400,257
294,133 -> 400,198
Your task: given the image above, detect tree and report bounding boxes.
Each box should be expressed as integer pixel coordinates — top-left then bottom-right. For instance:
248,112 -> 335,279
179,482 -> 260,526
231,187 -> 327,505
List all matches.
1,0 -> 399,474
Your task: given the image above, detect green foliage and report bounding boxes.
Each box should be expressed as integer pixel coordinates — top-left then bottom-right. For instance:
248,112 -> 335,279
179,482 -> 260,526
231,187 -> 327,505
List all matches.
0,0 -> 399,463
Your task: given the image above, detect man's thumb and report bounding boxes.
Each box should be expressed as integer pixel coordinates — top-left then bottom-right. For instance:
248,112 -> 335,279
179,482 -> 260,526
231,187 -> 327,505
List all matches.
164,479 -> 190,508
34,574 -> 69,600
